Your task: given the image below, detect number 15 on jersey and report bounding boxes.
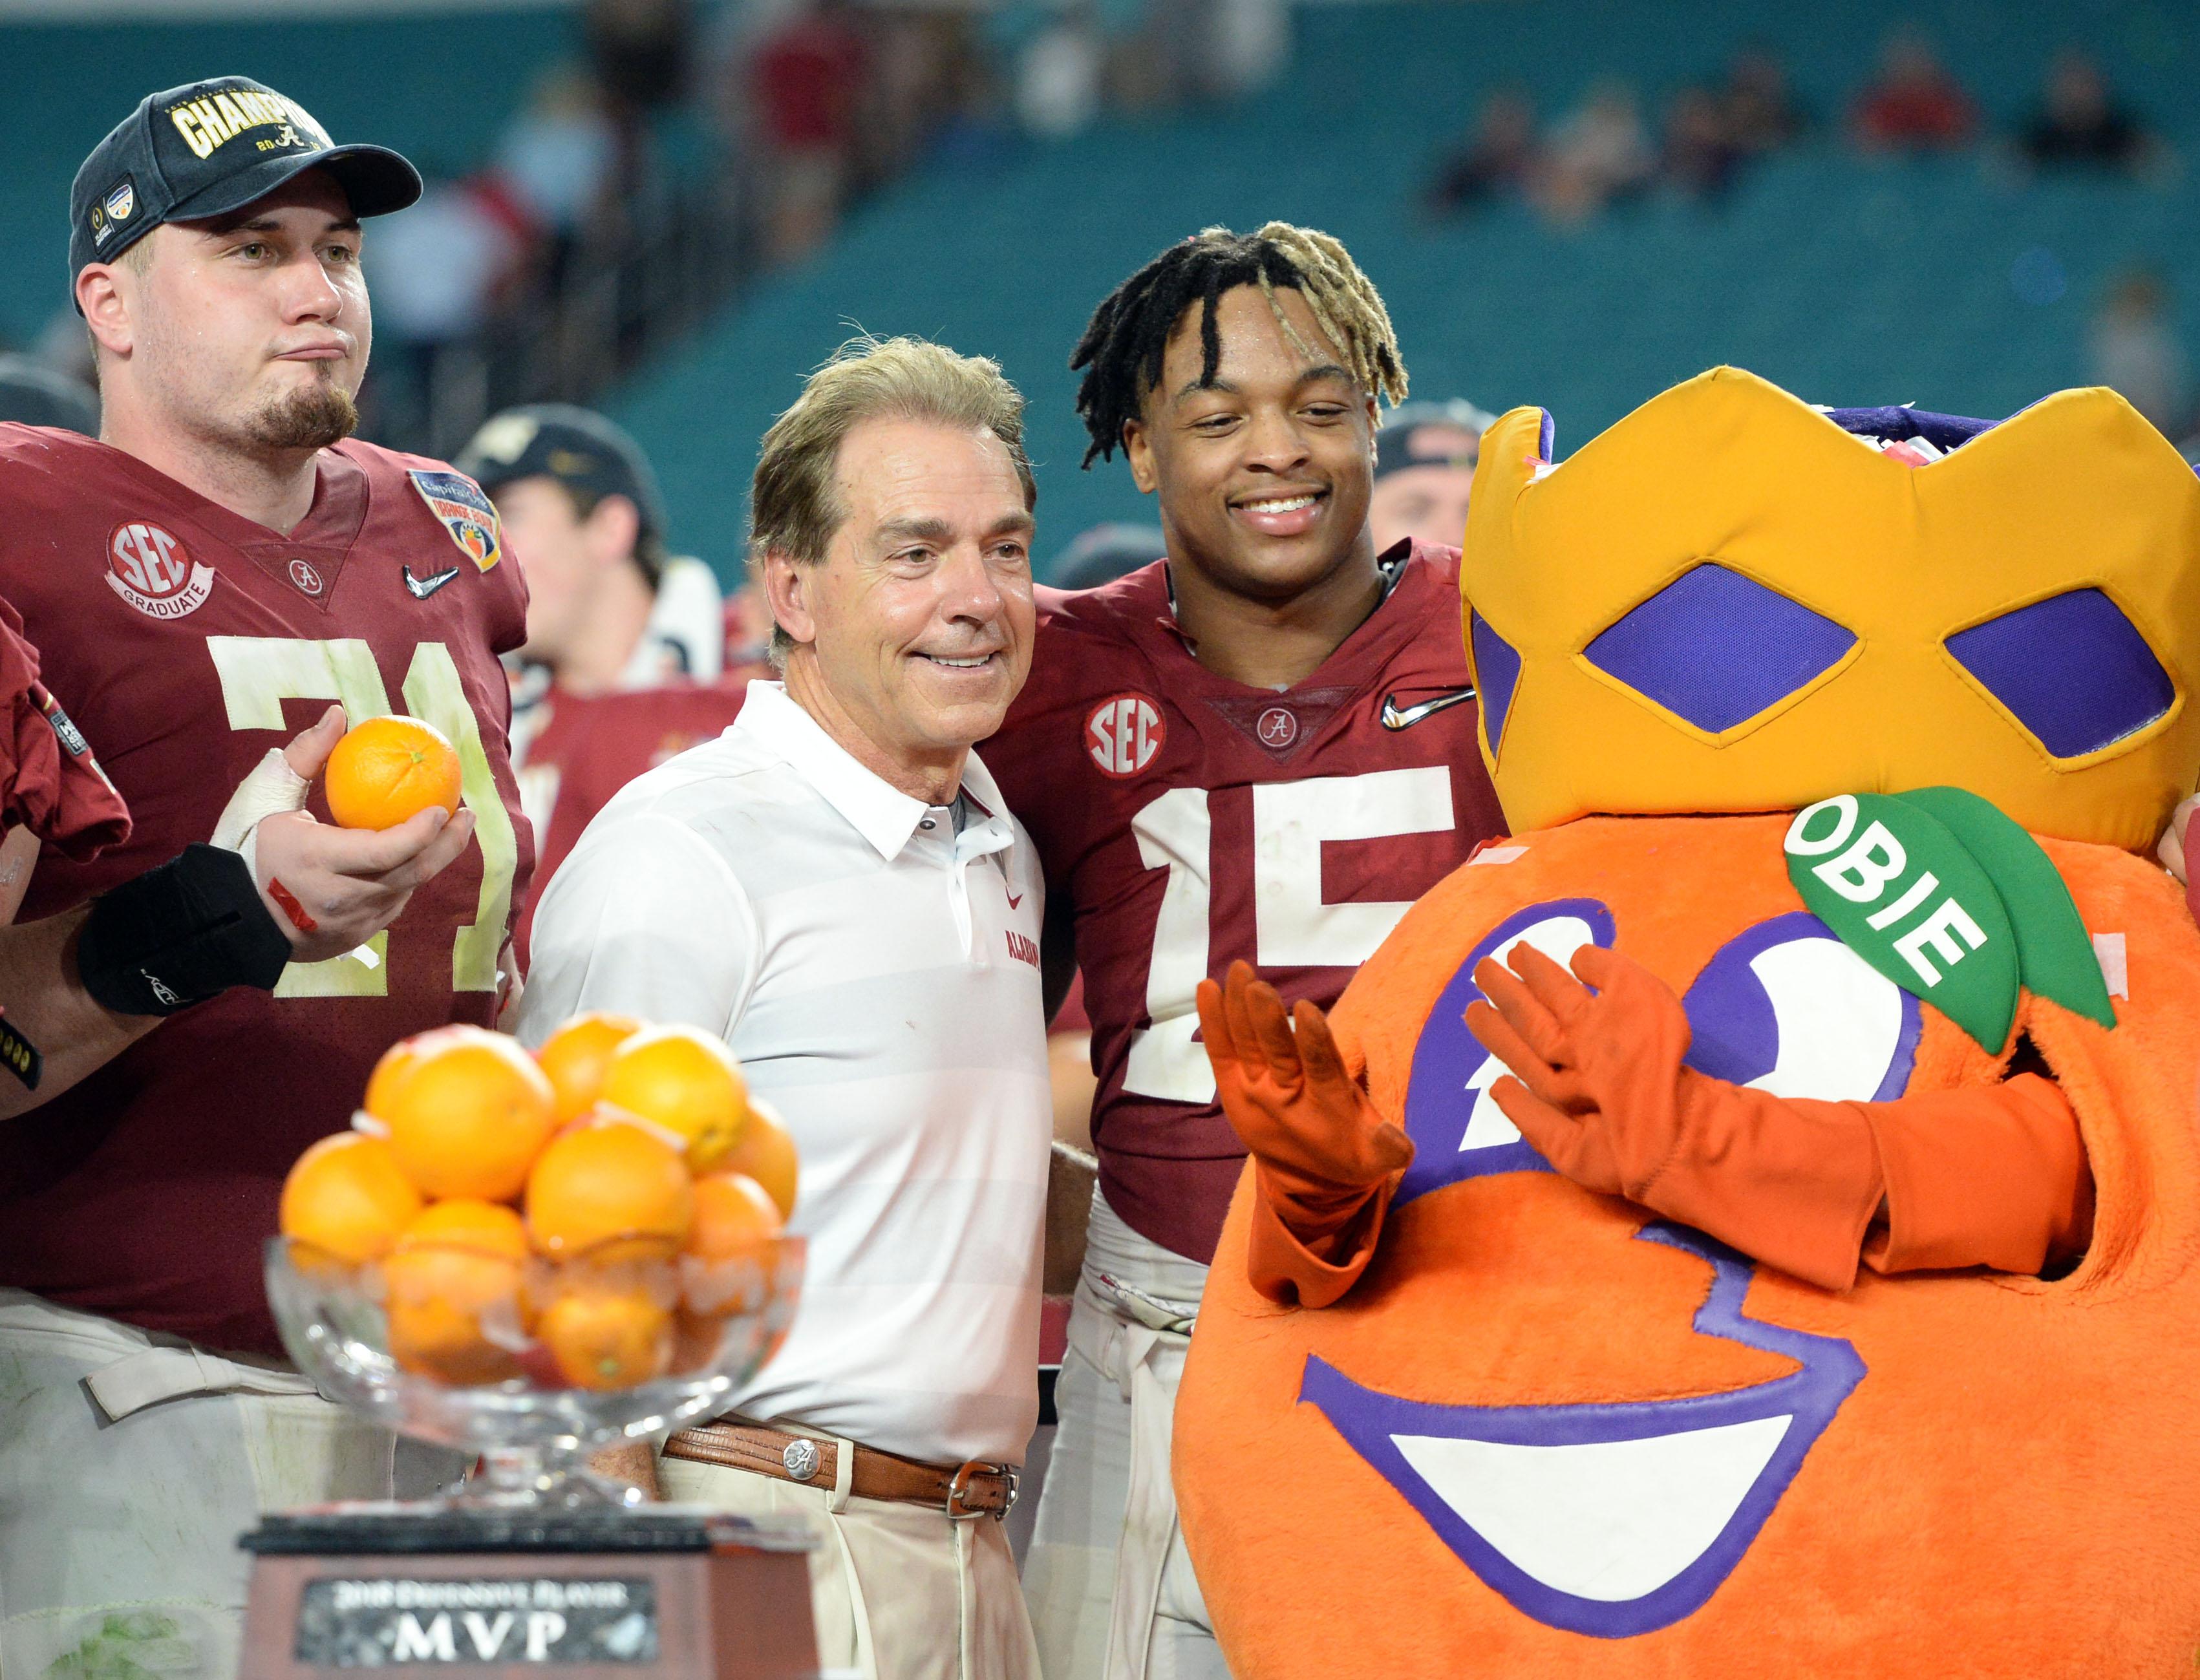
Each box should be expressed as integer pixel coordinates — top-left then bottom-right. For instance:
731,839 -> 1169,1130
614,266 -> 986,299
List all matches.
1122,766 -> 1455,1102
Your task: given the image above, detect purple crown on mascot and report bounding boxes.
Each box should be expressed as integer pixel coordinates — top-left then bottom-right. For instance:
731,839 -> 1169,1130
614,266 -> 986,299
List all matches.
1176,368 -> 2200,1675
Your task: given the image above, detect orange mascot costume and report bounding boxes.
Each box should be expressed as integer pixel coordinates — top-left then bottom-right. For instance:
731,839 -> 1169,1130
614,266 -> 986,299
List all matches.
1175,368 -> 2200,1675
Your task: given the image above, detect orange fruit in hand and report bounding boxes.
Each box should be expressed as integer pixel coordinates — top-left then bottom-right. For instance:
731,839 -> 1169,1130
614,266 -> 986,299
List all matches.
717,1096 -> 798,1218
534,1012 -> 643,1127
525,1116 -> 694,1260
537,1287 -> 674,1390
279,1132 -> 423,1264
325,714 -> 463,831
381,1026 -> 556,1202
385,1200 -> 531,1386
599,1025 -> 749,1172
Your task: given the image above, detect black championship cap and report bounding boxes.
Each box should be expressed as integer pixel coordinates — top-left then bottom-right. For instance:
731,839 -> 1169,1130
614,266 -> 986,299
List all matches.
70,76 -> 422,292
456,405 -> 669,540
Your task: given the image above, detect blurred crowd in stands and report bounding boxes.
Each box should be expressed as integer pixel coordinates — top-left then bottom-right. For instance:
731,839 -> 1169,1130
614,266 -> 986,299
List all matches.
355,0 -> 1286,454
1427,30 -> 2174,225
3,7 -> 2193,478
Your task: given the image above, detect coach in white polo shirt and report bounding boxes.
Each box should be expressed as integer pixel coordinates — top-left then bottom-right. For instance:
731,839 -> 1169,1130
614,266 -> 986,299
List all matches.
518,336 -> 1050,1679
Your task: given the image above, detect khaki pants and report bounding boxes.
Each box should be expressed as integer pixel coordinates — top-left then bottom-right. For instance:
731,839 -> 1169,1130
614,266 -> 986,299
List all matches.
659,1435 -> 1040,1680
1020,1195 -> 1230,1680
0,1290 -> 447,1680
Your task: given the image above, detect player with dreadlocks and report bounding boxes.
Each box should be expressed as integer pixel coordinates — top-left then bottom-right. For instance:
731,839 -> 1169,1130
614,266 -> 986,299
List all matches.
982,224 -> 1508,1679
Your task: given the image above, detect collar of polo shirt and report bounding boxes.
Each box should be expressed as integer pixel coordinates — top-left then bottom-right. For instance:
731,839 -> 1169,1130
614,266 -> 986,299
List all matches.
736,681 -> 1012,862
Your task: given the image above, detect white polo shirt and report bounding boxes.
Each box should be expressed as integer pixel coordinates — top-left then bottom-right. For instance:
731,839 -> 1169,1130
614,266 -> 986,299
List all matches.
517,681 -> 1051,1467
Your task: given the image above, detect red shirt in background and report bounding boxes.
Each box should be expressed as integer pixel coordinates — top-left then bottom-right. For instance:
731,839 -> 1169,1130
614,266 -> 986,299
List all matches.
753,15 -> 868,151
1854,74 -> 1976,149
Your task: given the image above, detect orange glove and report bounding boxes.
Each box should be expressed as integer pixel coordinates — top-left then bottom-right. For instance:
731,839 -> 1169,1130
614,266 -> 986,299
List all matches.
1466,942 -> 2091,1290
1196,961 -> 1413,1306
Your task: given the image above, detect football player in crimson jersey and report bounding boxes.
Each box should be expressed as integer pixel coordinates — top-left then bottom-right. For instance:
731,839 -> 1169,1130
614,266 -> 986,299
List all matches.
0,78 -> 531,1679
982,224 -> 1507,1679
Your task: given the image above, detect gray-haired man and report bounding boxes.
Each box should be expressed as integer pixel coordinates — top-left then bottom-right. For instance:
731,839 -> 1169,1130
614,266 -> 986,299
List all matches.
521,337 -> 1051,1678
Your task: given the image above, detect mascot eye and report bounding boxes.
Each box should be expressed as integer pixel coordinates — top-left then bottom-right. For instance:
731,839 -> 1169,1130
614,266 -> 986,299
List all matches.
1945,588 -> 2175,759
1584,564 -> 1855,734
1470,612 -> 1523,750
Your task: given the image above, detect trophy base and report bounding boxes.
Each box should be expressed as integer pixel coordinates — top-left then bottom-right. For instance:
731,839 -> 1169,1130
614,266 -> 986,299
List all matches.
239,1506 -> 820,1677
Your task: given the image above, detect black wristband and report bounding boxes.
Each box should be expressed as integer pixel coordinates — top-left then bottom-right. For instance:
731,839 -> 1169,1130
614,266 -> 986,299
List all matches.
78,844 -> 294,1016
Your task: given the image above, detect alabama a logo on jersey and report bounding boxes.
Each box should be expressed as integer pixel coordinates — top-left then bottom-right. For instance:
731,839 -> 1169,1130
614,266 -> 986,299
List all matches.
107,522 -> 215,619
407,470 -> 503,572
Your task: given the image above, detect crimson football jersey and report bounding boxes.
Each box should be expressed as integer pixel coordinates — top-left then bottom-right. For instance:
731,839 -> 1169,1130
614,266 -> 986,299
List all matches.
0,425 -> 535,1354
983,542 -> 1506,1264
510,677 -> 749,967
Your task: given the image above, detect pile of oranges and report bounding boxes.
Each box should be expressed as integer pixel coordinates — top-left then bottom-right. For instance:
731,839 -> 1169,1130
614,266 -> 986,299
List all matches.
278,1013 -> 797,1392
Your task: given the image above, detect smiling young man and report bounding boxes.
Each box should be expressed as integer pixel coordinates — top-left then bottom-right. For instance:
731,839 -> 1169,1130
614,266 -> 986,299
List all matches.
0,77 -> 531,1679
979,224 -> 1508,1679
520,338 -> 1052,1679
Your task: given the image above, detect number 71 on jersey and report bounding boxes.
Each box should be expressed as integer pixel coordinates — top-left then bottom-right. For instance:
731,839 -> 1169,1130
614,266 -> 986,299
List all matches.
208,635 -> 520,999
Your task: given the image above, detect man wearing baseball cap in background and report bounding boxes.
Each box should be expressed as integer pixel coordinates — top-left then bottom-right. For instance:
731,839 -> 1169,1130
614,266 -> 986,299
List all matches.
0,77 -> 535,1679
455,403 -> 744,963
1366,396 -> 1495,553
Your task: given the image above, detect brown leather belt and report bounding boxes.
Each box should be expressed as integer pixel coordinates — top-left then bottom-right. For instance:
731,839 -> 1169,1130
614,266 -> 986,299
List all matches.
663,1421 -> 1018,1520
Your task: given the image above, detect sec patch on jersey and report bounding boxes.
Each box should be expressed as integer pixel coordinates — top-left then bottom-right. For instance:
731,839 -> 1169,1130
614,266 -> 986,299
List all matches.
107,521 -> 214,620
1085,692 -> 1165,778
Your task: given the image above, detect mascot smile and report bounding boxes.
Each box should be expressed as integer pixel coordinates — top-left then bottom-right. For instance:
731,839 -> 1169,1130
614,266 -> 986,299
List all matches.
1176,367 -> 2200,1675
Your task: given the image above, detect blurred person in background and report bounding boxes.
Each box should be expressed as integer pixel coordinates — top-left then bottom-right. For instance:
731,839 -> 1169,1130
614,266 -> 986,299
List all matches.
2020,50 -> 2163,175
986,222 -> 1507,1680
1424,87 -> 1540,217
0,354 -> 97,435
1017,1 -> 1106,142
722,569 -> 780,680
1367,397 -> 1491,553
748,0 -> 871,262
1049,520 -> 1167,595
361,172 -> 529,443
1852,29 -> 1976,154
456,403 -> 736,962
2091,268 -> 2190,438
494,68 -> 621,281
1720,45 -> 1806,156
584,0 -> 694,125
1534,78 -> 1655,224
1663,83 -> 1746,203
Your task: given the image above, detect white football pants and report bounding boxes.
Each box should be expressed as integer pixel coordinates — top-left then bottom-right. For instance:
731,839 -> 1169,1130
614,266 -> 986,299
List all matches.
1021,1192 -> 1232,1680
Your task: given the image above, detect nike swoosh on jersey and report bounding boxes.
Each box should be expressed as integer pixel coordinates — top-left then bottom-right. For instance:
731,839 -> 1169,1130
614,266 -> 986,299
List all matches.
403,566 -> 462,600
1381,686 -> 1477,730
1008,891 -> 1025,909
